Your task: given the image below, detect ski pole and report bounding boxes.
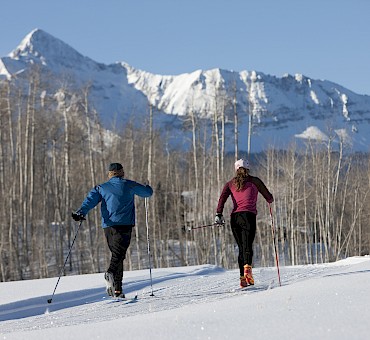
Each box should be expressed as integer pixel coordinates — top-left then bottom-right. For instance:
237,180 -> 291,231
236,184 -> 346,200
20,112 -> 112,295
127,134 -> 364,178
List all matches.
144,197 -> 154,296
268,203 -> 281,286
47,219 -> 84,303
182,222 -> 225,232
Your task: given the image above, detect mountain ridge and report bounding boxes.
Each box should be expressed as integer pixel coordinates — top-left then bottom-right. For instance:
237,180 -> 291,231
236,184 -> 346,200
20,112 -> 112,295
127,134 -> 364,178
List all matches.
1,29 -> 370,152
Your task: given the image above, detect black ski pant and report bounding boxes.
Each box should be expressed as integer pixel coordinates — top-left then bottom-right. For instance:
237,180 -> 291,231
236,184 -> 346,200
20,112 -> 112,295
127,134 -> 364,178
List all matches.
104,225 -> 133,292
230,211 -> 257,276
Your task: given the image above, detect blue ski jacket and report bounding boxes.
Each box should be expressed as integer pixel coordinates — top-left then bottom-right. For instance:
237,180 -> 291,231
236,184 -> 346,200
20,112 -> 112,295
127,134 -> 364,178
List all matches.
76,176 -> 153,228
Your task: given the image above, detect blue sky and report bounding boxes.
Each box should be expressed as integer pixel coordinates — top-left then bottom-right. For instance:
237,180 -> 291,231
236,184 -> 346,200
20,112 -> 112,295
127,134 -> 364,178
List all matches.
1,0 -> 369,95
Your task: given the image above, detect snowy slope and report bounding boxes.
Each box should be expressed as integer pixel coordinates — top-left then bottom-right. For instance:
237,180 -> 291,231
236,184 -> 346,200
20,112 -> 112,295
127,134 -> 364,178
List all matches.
1,29 -> 370,151
0,256 -> 369,340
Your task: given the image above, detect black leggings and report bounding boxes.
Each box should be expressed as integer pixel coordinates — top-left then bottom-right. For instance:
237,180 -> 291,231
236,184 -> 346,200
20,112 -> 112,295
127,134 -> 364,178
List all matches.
104,226 -> 133,291
230,212 -> 256,276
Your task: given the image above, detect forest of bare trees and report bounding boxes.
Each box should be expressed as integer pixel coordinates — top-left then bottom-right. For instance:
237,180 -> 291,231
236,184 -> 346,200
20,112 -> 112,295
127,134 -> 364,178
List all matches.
1,72 -> 369,282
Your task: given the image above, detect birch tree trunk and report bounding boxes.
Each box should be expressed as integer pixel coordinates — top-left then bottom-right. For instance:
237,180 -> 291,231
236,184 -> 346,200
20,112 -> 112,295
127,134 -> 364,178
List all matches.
190,108 -> 199,227
232,82 -> 239,161
83,87 -> 98,272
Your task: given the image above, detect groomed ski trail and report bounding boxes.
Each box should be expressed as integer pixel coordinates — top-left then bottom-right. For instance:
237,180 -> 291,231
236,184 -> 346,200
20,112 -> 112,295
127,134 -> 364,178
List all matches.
0,262 -> 353,334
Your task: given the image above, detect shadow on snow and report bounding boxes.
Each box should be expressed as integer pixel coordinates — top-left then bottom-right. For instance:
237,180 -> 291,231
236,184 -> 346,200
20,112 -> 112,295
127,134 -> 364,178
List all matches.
0,265 -> 227,322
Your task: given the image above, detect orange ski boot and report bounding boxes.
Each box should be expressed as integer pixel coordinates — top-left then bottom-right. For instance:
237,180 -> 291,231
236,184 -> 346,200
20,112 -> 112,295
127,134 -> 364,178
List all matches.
244,264 -> 254,285
240,276 -> 248,288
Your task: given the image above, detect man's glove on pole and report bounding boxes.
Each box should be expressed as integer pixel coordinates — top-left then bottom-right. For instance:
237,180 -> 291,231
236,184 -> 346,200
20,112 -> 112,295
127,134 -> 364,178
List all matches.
72,212 -> 86,221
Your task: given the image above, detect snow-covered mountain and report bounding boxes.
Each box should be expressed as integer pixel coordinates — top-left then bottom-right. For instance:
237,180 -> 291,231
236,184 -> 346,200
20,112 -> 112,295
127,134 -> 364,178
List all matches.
1,29 -> 370,152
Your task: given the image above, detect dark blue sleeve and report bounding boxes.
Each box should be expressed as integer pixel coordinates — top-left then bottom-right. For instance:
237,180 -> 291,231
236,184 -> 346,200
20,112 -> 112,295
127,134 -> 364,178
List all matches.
130,182 -> 153,198
77,186 -> 102,216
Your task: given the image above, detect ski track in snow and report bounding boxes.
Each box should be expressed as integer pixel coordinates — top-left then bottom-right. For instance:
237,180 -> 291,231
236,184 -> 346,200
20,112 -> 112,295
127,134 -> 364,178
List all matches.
0,263 -> 349,333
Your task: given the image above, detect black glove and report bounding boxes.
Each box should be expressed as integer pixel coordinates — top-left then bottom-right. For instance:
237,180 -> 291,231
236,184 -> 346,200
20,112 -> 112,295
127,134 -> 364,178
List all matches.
72,212 -> 86,221
215,214 -> 225,225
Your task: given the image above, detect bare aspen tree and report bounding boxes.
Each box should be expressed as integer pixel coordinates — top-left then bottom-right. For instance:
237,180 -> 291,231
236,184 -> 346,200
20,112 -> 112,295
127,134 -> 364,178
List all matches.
288,146 -> 299,265
21,79 -> 33,269
334,161 -> 351,260
13,91 -> 24,279
218,91 -> 230,266
147,103 -> 153,184
147,102 -> 159,268
0,84 -> 6,280
212,90 -> 222,265
127,125 -> 142,269
62,89 -> 72,272
190,107 -> 199,225
94,108 -> 108,273
302,148 -> 310,264
220,96 -> 226,183
201,127 -> 209,225
5,83 -> 16,279
54,87 -> 76,274
213,113 -> 221,194
246,72 -> 258,159
323,139 -> 333,262
232,83 -> 239,161
29,73 -> 38,278
82,86 -> 99,272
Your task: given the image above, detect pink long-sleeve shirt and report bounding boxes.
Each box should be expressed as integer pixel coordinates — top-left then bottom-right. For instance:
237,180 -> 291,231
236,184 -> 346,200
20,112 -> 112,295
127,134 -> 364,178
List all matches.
216,176 -> 274,215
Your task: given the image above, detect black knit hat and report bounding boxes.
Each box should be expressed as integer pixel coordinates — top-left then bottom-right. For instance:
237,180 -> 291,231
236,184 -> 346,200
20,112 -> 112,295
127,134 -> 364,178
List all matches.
108,163 -> 123,171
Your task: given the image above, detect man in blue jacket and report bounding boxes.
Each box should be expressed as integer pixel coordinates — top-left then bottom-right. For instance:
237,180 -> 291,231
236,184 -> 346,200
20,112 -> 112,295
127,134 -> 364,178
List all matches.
72,162 -> 153,298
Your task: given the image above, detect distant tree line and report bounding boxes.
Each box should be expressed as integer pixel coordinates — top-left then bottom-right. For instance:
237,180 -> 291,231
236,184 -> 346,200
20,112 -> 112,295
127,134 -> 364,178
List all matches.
0,70 -> 369,282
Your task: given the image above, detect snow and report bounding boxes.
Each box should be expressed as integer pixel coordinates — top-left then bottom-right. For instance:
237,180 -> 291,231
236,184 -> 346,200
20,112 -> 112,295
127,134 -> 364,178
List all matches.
341,93 -> 349,120
310,90 -> 320,104
0,59 -> 12,80
295,126 -> 329,142
1,256 -> 370,340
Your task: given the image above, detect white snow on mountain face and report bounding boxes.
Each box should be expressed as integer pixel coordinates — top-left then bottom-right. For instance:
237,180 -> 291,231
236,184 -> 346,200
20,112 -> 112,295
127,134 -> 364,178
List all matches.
295,126 -> 330,142
1,29 -> 149,124
1,29 -> 370,152
295,126 -> 353,148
